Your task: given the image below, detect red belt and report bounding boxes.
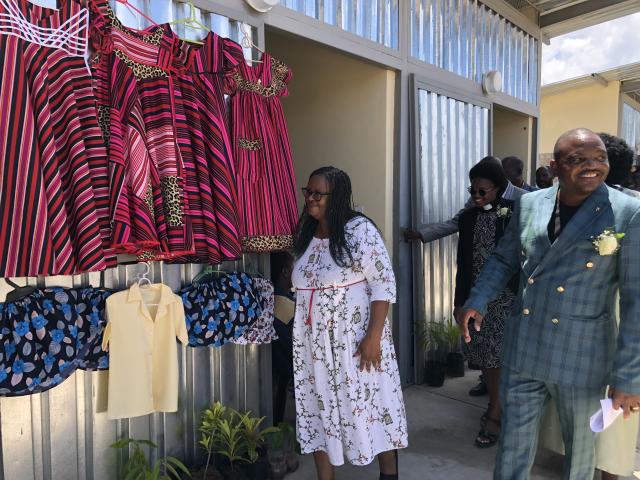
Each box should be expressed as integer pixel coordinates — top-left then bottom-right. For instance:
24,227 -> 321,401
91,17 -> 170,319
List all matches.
297,279 -> 367,326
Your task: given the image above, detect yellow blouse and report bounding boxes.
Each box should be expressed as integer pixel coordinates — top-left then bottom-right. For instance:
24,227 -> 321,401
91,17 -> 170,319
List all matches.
102,283 -> 188,419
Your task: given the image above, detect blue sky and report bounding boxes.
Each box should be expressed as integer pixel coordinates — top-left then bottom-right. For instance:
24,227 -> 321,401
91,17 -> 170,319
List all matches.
542,11 -> 640,85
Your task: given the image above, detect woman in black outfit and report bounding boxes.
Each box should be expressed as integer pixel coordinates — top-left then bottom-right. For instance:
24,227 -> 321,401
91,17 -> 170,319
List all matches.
454,158 -> 519,448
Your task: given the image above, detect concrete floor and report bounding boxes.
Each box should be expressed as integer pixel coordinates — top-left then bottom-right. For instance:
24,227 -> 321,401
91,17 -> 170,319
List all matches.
284,373 -> 639,480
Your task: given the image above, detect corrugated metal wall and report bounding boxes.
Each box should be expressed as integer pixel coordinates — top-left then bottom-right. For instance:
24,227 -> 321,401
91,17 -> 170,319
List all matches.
279,0 -> 399,50
0,2 -> 271,479
410,0 -> 538,104
412,86 -> 488,375
622,102 -> 640,154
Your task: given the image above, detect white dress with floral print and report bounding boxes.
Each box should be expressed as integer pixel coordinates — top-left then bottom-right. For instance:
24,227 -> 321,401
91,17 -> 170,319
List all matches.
292,218 -> 408,466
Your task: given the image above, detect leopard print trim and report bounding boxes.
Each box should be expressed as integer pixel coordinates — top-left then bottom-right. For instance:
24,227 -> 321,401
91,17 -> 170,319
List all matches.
160,176 -> 184,227
114,49 -> 167,80
104,4 -> 164,46
242,235 -> 294,253
232,58 -> 289,98
97,105 -> 111,147
143,182 -> 155,218
238,138 -> 263,151
137,250 -> 157,261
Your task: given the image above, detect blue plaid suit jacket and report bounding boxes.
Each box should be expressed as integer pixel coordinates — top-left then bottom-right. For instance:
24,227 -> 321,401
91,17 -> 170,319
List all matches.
464,184 -> 640,392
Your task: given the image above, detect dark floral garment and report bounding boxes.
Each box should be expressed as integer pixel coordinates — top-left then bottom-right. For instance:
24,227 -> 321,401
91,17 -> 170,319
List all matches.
180,272 -> 262,347
0,287 -> 111,396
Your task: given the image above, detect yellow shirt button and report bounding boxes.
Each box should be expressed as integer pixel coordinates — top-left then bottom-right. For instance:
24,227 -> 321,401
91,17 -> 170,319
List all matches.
523,308 -> 530,315
551,318 -> 559,325
528,278 -> 535,285
556,286 -> 565,293
586,261 -> 594,268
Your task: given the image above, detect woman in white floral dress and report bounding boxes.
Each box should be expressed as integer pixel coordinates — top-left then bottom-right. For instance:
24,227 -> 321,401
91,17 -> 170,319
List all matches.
292,166 -> 407,480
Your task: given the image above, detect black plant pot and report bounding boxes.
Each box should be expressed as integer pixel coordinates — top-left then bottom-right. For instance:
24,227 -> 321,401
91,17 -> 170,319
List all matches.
424,361 -> 446,387
240,457 -> 271,480
446,352 -> 465,377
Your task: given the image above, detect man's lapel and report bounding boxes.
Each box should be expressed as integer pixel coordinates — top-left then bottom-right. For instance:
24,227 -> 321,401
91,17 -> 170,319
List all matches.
532,184 -> 610,276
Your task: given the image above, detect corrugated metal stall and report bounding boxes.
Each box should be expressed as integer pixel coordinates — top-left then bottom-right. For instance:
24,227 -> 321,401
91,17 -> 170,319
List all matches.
622,101 -> 640,154
0,2 -> 272,479
411,79 -> 489,378
279,0 -> 399,49
410,0 -> 538,104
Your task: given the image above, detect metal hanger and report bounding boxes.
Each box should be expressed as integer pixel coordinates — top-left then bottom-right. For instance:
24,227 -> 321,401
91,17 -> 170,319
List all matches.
240,24 -> 263,64
169,0 -> 208,45
136,262 -> 159,306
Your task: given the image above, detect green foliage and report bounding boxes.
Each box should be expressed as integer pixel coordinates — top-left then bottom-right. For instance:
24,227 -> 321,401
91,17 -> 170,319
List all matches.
442,318 -> 462,352
416,318 -> 461,360
236,411 -> 280,463
110,438 -> 190,480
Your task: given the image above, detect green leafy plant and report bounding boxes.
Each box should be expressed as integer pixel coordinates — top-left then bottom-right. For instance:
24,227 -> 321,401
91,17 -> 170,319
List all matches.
199,401 -> 229,479
237,411 -> 280,463
416,320 -> 449,361
110,438 -> 190,480
216,417 -> 247,470
442,317 -> 462,353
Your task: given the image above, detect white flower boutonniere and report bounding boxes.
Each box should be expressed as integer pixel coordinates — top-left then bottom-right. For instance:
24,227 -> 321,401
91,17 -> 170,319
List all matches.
592,228 -> 625,256
497,207 -> 512,218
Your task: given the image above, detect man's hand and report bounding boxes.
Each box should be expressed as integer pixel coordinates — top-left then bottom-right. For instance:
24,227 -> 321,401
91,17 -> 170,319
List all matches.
455,308 -> 485,343
402,228 -> 422,242
610,387 -> 640,418
355,333 -> 382,372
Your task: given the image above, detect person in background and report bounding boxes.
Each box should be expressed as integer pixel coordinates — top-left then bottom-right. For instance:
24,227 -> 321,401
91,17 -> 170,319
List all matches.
403,156 -> 526,397
502,156 -> 537,192
454,161 -> 518,448
271,251 -> 296,425
293,166 -> 407,480
600,133 -> 640,199
535,165 -> 554,189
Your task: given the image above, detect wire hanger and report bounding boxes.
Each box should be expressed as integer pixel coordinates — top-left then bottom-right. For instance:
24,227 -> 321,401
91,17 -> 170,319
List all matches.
137,262 -> 159,307
240,24 -> 263,64
114,0 -> 158,27
169,0 -> 208,45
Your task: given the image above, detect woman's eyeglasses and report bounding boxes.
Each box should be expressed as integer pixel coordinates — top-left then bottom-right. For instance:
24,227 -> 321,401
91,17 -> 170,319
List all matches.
302,188 -> 331,201
467,186 -> 496,197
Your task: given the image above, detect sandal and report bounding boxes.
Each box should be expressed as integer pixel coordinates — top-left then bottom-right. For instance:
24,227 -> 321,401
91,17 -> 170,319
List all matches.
475,417 -> 501,448
480,403 -> 492,427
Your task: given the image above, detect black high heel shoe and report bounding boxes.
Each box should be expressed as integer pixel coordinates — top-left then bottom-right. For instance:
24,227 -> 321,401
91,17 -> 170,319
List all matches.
379,450 -> 398,480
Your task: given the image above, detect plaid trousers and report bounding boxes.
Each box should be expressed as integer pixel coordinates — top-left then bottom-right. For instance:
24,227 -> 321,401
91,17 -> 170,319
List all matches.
494,367 -> 604,480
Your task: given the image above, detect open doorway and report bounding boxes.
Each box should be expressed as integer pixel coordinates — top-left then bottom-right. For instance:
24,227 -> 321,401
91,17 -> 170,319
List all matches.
265,29 -> 396,243
492,105 -> 535,185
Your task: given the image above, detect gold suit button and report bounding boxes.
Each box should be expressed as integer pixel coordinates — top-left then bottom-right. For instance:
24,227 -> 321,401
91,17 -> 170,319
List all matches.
528,278 -> 535,285
523,309 -> 530,315
556,286 -> 565,293
586,261 -> 594,268
551,318 -> 559,325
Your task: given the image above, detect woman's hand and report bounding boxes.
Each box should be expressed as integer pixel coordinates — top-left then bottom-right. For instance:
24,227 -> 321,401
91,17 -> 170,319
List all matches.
355,334 -> 382,372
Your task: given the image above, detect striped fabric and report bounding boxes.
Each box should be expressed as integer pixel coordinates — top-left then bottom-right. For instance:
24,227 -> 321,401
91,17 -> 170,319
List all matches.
89,0 -> 242,264
0,0 -> 111,277
226,53 -> 298,253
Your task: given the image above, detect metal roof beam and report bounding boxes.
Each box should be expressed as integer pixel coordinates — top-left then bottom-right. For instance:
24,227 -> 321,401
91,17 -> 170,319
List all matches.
622,79 -> 640,93
540,0 -> 640,37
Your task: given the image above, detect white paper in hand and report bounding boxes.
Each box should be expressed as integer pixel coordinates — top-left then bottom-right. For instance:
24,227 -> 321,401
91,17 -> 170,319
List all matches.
590,398 -> 623,432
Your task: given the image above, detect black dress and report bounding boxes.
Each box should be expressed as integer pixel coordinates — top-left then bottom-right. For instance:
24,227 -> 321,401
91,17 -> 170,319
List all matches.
455,200 -> 518,369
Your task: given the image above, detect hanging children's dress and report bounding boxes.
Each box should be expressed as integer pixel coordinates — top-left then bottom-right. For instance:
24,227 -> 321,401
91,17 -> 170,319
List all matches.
0,0 -> 111,276
89,0 -> 242,264
226,53 -> 298,253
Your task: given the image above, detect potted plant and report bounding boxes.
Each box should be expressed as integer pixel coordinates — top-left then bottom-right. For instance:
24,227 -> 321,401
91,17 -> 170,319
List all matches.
416,320 -> 447,387
266,426 -> 288,479
237,411 -> 279,480
215,415 -> 247,479
443,318 -> 465,377
198,401 -> 229,479
278,421 -> 299,473
110,437 -> 190,480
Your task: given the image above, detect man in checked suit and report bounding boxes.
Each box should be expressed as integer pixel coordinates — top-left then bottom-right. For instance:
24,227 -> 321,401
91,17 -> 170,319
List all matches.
457,128 -> 640,479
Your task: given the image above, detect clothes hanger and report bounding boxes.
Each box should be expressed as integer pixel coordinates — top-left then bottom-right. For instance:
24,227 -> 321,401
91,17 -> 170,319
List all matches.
114,0 -> 158,27
240,23 -> 263,64
4,278 -> 37,303
137,262 -> 159,306
192,265 -> 226,283
169,0 -> 208,45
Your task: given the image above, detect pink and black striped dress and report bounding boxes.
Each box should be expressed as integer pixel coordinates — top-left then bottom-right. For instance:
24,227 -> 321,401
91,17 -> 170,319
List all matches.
0,0 -> 111,277
89,0 -> 242,264
226,53 -> 298,253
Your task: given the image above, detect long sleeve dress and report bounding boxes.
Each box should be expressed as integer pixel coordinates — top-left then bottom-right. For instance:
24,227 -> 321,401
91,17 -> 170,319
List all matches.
292,217 -> 408,466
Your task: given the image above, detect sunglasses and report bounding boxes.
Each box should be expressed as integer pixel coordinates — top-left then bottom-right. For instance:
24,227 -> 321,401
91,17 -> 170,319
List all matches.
467,186 -> 496,197
302,187 -> 331,201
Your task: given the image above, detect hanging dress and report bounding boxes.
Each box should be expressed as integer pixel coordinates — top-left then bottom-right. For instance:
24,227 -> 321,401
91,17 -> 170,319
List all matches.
0,0 -> 111,277
226,53 -> 298,253
88,1 -> 242,264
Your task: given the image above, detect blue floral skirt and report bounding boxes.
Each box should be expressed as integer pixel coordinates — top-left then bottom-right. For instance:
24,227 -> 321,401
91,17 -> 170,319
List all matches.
0,287 -> 111,396
180,272 -> 262,347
